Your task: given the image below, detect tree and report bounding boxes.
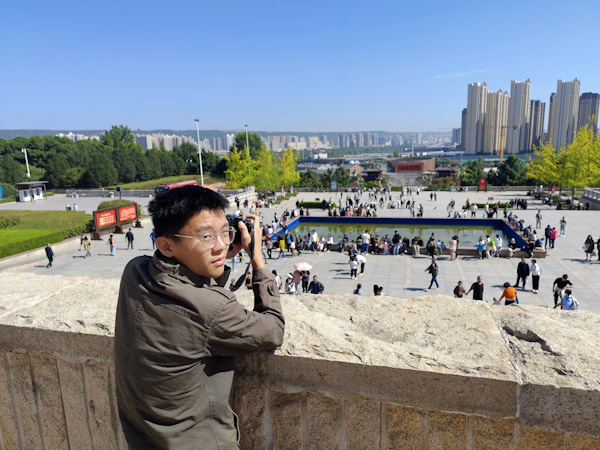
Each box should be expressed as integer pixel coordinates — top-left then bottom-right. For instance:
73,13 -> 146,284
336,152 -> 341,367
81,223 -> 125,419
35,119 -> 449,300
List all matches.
459,157 -> 485,186
112,148 -> 138,183
333,166 -> 352,187
252,147 -> 279,189
145,149 -> 164,180
101,125 -> 136,149
232,132 -> 263,159
81,150 -> 118,187
527,140 -> 560,185
298,169 -> 321,188
0,155 -> 26,184
278,147 -> 299,187
490,155 -> 528,186
557,125 -> 600,199
45,153 -> 71,188
225,146 -> 252,188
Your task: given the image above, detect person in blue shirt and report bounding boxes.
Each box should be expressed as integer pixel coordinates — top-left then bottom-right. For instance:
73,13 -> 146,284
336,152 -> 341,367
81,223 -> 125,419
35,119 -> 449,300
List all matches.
561,289 -> 579,310
308,275 -> 324,294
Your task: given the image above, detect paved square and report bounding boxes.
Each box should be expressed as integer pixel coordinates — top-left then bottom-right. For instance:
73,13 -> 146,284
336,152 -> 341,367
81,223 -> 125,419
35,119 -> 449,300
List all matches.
1,190 -> 598,313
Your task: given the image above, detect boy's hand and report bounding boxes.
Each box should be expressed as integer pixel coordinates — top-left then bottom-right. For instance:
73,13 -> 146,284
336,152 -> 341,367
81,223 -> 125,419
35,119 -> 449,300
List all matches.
237,214 -> 265,269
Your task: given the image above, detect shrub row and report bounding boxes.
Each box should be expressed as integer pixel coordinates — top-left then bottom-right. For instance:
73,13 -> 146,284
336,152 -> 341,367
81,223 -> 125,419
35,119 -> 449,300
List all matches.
298,201 -> 339,209
461,203 -> 510,209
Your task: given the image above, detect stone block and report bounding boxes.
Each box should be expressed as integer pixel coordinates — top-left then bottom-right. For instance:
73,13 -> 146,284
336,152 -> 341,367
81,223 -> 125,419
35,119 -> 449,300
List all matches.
232,385 -> 266,450
305,392 -> 340,450
345,398 -> 380,448
9,352 -> 43,449
270,390 -> 302,449
564,433 -> 600,449
385,403 -> 424,449
471,415 -> 515,450
517,426 -> 563,449
520,384 -> 600,436
30,354 -> 69,449
0,352 -> 20,449
426,410 -> 467,450
57,360 -> 93,449
84,361 -> 118,449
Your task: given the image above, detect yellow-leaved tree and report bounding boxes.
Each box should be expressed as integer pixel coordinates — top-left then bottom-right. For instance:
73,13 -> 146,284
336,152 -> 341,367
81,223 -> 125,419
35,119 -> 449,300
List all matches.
225,146 -> 252,188
278,146 -> 299,187
557,125 -> 600,200
527,140 -> 560,186
252,146 -> 279,189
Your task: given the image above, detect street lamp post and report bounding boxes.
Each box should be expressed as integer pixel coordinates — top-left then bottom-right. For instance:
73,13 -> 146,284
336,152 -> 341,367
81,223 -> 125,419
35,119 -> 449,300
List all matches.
21,148 -> 31,178
245,124 -> 251,176
194,119 -> 205,187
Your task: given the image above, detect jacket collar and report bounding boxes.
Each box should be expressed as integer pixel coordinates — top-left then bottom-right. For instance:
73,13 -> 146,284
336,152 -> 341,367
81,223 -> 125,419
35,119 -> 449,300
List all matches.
151,251 -> 230,288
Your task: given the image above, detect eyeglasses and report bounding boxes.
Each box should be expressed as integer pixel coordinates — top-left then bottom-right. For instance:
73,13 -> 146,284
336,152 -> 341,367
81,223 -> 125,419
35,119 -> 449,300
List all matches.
172,226 -> 236,249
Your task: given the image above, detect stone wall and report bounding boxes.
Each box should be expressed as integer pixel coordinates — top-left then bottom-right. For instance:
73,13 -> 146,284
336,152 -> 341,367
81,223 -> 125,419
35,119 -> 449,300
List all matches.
0,272 -> 598,449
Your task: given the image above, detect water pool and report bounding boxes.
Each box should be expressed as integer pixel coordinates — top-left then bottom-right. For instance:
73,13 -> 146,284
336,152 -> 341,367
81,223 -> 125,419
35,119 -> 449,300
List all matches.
293,222 -> 509,247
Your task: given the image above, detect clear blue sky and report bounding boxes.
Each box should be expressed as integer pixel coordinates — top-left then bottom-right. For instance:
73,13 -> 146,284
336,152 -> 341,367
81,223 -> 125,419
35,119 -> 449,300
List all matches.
1,0 -> 599,132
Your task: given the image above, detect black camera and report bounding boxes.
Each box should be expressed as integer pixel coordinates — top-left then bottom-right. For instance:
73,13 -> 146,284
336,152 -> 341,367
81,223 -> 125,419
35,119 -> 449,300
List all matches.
227,215 -> 254,245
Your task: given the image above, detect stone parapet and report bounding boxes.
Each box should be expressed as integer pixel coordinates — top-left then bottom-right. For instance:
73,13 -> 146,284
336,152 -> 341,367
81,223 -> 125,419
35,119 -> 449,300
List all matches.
0,272 -> 598,449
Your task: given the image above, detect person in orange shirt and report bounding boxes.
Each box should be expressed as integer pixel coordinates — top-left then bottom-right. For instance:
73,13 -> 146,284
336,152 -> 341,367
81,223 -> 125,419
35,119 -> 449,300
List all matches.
494,282 -> 519,306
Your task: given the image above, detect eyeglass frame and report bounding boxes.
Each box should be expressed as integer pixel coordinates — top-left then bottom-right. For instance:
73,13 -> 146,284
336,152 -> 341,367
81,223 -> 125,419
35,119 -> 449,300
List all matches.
171,226 -> 236,249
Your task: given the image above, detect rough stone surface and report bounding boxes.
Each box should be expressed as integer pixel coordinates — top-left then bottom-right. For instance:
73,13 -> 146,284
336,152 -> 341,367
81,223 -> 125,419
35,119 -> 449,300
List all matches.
9,352 -> 43,449
385,403 -> 424,449
344,398 -> 380,448
471,416 -> 515,450
305,392 -> 340,449
426,410 -> 467,450
269,390 -> 302,449
517,426 -> 564,449
231,386 -> 266,450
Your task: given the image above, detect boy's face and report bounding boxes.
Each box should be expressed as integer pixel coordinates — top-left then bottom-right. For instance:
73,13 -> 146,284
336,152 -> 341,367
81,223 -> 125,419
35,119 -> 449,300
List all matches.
158,209 -> 229,279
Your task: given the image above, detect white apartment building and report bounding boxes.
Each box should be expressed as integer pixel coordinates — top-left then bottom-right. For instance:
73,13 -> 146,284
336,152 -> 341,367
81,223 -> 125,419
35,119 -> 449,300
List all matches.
465,82 -> 488,154
506,79 -> 531,154
483,90 -> 510,155
550,79 -> 580,148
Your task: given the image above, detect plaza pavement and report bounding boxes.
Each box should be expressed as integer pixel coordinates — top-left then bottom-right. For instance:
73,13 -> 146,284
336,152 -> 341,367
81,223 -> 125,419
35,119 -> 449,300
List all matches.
1,190 -> 599,313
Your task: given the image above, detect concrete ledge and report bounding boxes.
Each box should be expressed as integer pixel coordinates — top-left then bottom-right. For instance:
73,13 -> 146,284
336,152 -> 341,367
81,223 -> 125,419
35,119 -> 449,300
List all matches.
0,272 -> 598,448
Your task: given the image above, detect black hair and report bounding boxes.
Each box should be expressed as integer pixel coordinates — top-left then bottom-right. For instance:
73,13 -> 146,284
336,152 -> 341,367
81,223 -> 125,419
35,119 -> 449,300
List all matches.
503,282 -> 511,288
148,186 -> 229,238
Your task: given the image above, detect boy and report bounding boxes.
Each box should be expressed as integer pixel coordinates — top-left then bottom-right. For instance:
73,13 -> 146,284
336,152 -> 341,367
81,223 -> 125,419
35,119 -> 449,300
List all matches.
114,186 -> 284,449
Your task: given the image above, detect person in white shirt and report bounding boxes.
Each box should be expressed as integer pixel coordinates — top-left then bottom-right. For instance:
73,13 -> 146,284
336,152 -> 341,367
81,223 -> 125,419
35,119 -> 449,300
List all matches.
361,230 -> 370,254
530,259 -> 541,293
311,230 -> 319,252
495,234 -> 503,257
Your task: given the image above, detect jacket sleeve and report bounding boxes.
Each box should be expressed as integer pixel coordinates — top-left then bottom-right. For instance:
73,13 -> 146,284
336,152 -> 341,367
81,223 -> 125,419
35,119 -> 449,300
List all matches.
205,268 -> 285,357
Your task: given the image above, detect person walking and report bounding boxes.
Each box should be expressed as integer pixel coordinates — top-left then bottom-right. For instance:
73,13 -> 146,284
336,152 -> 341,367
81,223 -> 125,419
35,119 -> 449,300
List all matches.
466,276 -> 484,301
535,210 -> 542,229
150,230 -> 156,250
559,217 -> 566,237
266,236 -> 273,259
83,238 -> 91,258
425,259 -> 439,291
530,259 -> 541,293
125,228 -> 134,250
45,243 -> 54,268
584,235 -> 594,261
544,225 -> 552,249
301,271 -> 310,293
278,236 -> 287,258
450,236 -> 458,261
515,257 -> 530,289
349,255 -> 358,279
453,281 -> 465,298
108,234 -> 116,256
292,269 -> 302,294
426,238 -> 436,259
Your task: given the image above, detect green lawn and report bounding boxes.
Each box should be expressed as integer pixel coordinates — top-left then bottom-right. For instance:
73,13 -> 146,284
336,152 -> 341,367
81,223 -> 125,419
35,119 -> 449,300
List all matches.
0,210 -> 92,258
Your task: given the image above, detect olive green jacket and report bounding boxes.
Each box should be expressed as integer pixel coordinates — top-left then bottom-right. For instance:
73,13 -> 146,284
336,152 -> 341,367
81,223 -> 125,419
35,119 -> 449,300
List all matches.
114,252 -> 284,449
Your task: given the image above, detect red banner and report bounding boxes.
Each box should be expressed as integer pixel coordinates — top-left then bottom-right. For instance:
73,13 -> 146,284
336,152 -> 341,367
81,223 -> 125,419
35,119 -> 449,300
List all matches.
478,177 -> 487,191
95,210 -> 117,229
118,205 -> 137,222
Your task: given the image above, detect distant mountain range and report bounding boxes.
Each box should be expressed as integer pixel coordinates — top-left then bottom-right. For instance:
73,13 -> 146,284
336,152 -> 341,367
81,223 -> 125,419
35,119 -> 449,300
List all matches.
0,129 -> 451,140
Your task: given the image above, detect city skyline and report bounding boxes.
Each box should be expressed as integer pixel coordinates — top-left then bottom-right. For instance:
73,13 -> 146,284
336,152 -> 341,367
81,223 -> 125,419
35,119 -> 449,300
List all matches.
2,1 -> 599,131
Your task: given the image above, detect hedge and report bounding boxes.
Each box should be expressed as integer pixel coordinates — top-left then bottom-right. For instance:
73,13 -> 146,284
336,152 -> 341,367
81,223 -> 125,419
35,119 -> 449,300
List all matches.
0,217 -> 21,229
461,203 -> 510,209
0,225 -> 90,259
298,201 -> 339,209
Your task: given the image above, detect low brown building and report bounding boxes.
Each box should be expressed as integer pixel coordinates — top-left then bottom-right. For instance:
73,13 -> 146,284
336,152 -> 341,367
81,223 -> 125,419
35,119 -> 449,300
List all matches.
387,158 -> 436,173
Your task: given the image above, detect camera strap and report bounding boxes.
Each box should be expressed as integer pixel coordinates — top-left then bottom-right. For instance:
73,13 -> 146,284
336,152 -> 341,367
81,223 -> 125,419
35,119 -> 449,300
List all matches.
231,233 -> 255,292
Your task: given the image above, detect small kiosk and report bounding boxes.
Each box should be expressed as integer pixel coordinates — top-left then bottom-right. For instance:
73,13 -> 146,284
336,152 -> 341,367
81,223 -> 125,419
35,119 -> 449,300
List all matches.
16,181 -> 49,202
